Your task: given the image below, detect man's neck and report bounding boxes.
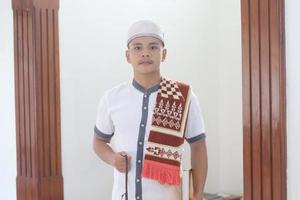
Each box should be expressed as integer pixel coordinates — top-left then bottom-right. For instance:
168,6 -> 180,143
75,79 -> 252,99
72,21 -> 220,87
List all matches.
133,73 -> 161,91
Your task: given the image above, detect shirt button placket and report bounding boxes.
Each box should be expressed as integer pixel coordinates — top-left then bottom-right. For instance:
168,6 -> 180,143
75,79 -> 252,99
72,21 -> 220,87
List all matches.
135,92 -> 150,200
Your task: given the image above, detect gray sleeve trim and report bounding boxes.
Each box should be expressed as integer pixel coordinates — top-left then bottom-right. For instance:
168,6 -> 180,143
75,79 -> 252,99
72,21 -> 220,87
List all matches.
94,125 -> 114,139
185,133 -> 206,143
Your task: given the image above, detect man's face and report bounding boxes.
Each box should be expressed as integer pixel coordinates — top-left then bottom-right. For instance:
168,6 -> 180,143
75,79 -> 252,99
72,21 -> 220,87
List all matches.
126,36 -> 167,76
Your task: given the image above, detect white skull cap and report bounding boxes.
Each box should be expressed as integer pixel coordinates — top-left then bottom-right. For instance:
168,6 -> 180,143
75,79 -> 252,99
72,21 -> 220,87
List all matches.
127,20 -> 165,47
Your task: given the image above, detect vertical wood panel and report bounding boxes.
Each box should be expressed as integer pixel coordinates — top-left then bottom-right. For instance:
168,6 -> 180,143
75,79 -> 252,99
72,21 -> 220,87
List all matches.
27,8 -> 38,180
41,8 -> 51,178
14,9 -> 22,177
35,8 -> 45,178
23,10 -> 32,179
249,0 -> 262,199
25,6 -> 34,191
17,9 -> 26,178
12,0 -> 63,199
241,0 -> 286,199
53,9 -> 63,176
271,0 -> 280,200
48,9 -> 57,176
280,0 -> 287,198
260,0 -> 272,199
241,0 -> 252,198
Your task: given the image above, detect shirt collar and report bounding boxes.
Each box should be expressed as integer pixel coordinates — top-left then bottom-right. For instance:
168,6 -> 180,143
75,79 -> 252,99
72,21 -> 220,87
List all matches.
132,78 -> 160,94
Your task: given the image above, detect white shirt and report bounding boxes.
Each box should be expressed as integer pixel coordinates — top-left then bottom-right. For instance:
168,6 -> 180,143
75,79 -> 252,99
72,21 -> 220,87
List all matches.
94,79 -> 206,200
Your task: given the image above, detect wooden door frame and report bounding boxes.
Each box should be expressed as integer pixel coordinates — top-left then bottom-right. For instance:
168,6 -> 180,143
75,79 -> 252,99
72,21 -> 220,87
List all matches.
11,0 -> 286,199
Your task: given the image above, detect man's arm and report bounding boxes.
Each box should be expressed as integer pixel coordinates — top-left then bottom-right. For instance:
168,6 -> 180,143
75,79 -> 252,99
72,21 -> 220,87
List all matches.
93,134 -> 130,172
190,138 -> 208,200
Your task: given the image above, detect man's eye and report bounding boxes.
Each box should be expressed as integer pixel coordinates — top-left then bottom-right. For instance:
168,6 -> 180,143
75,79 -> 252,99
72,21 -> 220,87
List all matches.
150,46 -> 158,50
134,47 -> 141,50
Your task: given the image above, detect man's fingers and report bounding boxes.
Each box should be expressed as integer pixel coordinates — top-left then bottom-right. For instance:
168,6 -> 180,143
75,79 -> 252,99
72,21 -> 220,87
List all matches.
114,151 -> 131,173
119,152 -> 131,166
120,151 -> 127,156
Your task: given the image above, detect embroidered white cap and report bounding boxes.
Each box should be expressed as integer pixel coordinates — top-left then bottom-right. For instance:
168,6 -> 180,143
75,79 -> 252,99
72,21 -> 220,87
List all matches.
127,20 -> 165,47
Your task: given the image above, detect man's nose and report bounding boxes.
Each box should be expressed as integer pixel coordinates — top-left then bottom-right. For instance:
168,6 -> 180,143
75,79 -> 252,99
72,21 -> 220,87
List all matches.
141,50 -> 150,57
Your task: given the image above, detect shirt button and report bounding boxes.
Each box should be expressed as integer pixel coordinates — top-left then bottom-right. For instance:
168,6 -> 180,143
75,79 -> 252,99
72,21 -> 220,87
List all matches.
137,196 -> 140,199
139,141 -> 143,145
141,124 -> 145,127
138,160 -> 141,163
144,94 -> 147,98
143,106 -> 147,110
136,179 -> 140,182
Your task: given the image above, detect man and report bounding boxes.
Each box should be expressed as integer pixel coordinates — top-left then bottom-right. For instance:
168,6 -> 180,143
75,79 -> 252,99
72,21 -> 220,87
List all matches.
93,20 -> 207,200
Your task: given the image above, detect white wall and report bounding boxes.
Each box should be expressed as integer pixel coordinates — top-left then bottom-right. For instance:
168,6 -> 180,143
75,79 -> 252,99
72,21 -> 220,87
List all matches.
2,0 -> 299,199
0,0 -> 16,200
59,0 -> 220,198
59,0 -> 242,198
286,0 -> 300,199
217,0 -> 243,195
0,0 -> 243,199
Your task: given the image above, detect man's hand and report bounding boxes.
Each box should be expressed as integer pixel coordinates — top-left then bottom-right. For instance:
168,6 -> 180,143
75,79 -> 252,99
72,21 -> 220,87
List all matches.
113,151 -> 131,173
93,135 -> 131,173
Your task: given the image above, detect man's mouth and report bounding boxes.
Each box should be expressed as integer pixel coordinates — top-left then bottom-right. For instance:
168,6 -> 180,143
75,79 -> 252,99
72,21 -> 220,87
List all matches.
139,60 -> 153,65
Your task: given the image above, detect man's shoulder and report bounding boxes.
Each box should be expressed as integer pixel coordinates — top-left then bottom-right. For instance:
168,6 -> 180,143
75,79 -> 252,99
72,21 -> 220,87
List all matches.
103,81 -> 131,99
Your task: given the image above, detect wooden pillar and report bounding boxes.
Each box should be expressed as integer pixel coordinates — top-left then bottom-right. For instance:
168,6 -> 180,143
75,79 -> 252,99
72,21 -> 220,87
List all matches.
241,0 -> 286,199
12,0 -> 63,199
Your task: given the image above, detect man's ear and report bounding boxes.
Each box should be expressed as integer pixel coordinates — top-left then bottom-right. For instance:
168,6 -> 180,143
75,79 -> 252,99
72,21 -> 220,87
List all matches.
125,50 -> 131,63
161,48 -> 167,62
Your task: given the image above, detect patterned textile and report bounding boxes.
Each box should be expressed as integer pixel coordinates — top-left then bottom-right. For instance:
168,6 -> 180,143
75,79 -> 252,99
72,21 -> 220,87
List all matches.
142,77 -> 191,185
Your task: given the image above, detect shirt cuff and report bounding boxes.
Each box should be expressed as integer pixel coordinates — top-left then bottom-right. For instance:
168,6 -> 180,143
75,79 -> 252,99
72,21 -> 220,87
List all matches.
185,133 -> 206,143
94,125 -> 114,139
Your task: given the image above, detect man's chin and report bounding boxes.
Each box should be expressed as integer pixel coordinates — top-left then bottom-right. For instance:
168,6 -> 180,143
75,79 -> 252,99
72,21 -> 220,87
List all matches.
140,70 -> 161,76
139,63 -> 153,66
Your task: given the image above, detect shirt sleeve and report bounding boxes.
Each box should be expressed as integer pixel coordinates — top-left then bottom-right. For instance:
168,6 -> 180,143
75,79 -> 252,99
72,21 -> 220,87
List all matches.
94,92 -> 114,139
185,89 -> 206,143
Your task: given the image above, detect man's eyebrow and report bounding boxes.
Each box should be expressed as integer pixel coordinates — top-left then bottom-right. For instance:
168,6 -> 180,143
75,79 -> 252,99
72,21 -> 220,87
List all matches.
149,42 -> 160,45
131,43 -> 143,46
129,42 -> 161,47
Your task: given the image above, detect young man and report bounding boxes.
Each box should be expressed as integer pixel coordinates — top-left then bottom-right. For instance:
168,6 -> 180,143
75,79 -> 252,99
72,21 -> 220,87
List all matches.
93,20 -> 208,200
